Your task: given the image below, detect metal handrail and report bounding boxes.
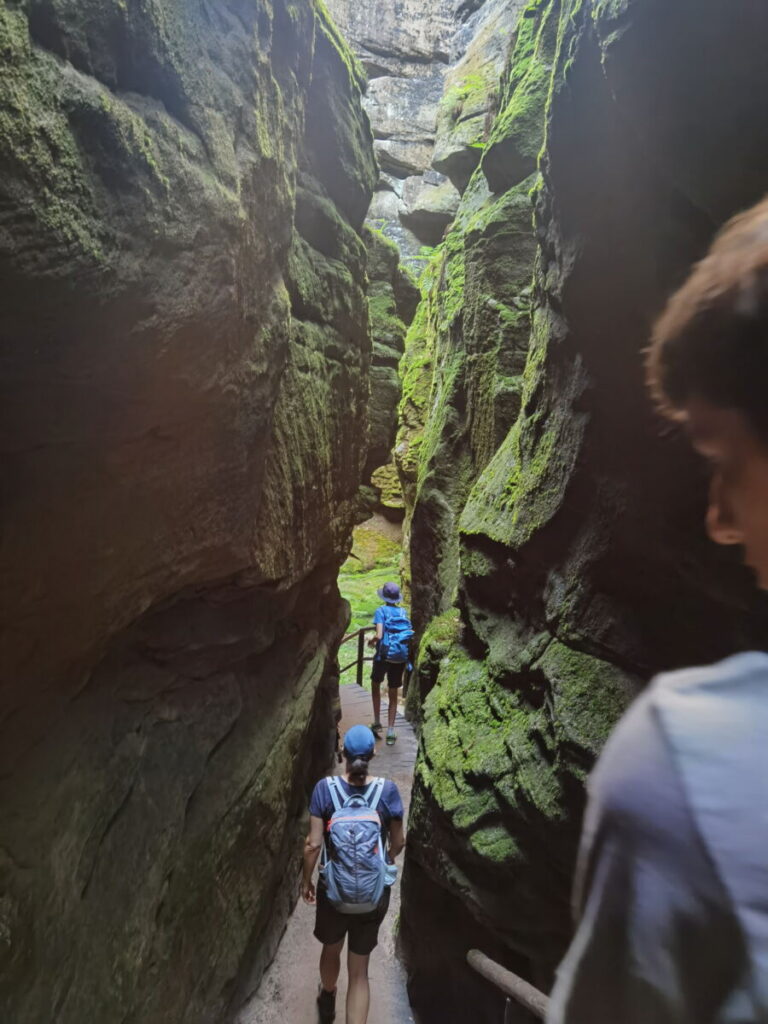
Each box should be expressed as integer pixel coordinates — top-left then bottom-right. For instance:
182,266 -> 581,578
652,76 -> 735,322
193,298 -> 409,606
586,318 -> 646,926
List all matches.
338,626 -> 376,687
467,950 -> 549,1021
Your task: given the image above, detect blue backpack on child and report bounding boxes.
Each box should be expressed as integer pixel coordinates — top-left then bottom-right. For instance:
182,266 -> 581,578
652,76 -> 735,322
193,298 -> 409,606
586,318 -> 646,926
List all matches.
321,776 -> 395,914
378,605 -> 414,664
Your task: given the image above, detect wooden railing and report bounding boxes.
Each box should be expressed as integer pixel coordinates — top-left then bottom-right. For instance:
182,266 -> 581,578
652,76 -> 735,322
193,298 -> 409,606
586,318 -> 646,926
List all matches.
338,626 -> 377,687
467,950 -> 549,1021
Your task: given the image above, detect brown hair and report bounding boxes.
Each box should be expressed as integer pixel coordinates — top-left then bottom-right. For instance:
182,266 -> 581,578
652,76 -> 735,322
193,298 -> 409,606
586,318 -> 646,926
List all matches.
345,753 -> 371,786
647,195 -> 768,440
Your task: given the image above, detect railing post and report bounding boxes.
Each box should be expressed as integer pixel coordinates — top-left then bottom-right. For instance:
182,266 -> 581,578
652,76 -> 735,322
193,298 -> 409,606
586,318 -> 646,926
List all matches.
356,629 -> 365,688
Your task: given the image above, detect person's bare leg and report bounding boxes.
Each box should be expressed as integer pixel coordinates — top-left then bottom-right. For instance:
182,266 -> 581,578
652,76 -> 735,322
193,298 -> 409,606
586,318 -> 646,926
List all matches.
346,950 -> 371,1024
320,938 -> 344,994
387,687 -> 398,729
371,681 -> 381,727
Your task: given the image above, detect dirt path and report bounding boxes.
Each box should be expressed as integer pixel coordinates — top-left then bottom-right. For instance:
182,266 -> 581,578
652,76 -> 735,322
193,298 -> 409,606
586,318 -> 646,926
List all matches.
238,683 -> 417,1024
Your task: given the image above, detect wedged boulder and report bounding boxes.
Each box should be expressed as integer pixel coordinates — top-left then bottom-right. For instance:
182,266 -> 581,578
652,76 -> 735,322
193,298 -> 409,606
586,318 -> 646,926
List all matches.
324,0 -> 455,71
367,74 -> 443,145
375,136 -> 436,178
0,2 -> 376,1021
400,173 -> 461,245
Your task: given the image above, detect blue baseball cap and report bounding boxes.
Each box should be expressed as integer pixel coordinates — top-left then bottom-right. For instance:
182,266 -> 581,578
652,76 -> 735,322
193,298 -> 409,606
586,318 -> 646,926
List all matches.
377,581 -> 401,602
343,724 -> 376,757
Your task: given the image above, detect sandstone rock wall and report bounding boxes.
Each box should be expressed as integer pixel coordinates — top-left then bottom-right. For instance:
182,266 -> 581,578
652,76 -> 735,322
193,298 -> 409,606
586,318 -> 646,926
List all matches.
327,0 -> 524,269
0,2 -> 375,1020
326,0 -> 457,264
363,228 -> 419,513
399,2 -> 768,1021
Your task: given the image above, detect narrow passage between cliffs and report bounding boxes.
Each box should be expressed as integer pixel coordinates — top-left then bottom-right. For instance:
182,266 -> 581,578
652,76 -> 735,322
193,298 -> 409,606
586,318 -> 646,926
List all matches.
238,684 -> 417,1023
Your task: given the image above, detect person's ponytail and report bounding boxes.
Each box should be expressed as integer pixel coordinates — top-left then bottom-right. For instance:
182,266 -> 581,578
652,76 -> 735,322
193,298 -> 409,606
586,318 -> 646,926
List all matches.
347,754 -> 370,785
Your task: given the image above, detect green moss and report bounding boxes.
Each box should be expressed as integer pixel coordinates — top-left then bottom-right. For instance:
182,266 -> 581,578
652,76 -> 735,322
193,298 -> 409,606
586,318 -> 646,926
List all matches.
480,0 -> 560,190
0,9 -> 103,264
460,304 -> 585,549
314,0 -> 368,93
370,462 -> 403,510
420,608 -> 462,655
416,645 -> 566,859
368,290 -> 406,344
395,299 -> 435,499
535,641 -> 634,756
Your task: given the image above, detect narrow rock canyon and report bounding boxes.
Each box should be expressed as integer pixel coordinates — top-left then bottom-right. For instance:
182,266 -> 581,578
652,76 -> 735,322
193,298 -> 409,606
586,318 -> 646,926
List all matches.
4,2 -> 768,1023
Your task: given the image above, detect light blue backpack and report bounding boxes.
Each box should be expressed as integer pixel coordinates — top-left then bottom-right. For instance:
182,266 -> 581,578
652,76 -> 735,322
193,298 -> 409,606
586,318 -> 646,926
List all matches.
321,776 -> 395,914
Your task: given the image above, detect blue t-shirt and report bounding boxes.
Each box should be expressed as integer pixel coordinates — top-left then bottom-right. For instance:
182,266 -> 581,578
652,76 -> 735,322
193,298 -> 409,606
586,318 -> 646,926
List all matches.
373,602 -> 400,627
309,776 -> 404,842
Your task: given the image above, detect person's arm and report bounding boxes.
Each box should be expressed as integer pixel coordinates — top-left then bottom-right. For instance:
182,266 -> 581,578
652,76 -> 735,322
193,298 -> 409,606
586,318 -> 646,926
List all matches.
548,693 -> 741,1024
387,818 -> 405,861
301,815 -> 324,905
368,608 -> 385,648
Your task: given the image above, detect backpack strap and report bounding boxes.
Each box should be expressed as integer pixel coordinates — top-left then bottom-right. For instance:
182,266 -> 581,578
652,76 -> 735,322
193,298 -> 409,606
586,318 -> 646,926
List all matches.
365,777 -> 386,812
327,776 -> 344,814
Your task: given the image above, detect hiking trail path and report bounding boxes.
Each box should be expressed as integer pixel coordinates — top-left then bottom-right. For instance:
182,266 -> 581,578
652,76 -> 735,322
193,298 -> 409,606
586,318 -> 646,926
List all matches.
238,683 -> 417,1024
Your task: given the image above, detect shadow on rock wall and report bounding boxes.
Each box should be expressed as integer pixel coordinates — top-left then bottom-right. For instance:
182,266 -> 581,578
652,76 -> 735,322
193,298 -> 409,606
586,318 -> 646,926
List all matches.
0,1 -> 376,1020
400,1 -> 768,1021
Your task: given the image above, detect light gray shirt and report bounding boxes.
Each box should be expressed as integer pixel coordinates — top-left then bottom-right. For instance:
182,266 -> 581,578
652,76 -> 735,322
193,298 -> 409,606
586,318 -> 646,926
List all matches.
549,652 -> 768,1024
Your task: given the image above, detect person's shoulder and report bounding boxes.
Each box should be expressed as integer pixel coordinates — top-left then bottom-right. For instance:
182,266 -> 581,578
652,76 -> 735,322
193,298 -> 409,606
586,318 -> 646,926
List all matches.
590,652 -> 768,831
309,776 -> 331,808
380,778 -> 403,809
653,650 -> 768,698
585,678 -> 706,852
650,650 -> 768,740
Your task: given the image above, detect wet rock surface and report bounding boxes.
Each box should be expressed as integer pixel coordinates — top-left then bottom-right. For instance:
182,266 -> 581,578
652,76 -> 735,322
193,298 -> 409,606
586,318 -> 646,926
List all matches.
0,2 -> 375,1020
398,2 -> 768,1022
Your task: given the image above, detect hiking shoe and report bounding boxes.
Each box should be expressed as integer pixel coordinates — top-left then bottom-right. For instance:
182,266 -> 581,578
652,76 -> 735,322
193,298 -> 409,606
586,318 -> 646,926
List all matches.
386,729 -> 397,746
370,721 -> 383,736
317,986 -> 336,1023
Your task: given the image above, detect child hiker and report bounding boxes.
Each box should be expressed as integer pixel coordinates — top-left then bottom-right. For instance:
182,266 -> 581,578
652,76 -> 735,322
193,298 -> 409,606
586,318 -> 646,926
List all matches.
367,582 -> 413,746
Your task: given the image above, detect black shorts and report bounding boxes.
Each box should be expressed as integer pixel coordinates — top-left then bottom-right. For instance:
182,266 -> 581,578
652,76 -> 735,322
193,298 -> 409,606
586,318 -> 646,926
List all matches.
371,659 -> 405,688
314,885 -> 391,956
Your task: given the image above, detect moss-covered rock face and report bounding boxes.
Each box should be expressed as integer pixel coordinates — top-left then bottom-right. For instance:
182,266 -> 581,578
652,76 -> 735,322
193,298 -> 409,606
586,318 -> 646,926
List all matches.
396,167 -> 538,639
432,0 -> 527,192
402,1 -> 768,1020
0,2 -> 375,1021
363,227 -> 419,489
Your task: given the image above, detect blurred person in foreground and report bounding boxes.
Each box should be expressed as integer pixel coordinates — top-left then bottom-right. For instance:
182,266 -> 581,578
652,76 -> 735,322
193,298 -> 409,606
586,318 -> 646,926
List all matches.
550,198 -> 768,1022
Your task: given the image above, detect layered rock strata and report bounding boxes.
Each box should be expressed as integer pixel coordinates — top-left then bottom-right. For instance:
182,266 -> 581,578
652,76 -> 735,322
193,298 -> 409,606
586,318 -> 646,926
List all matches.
363,228 -> 419,516
326,0 -> 458,265
399,2 -> 768,1022
328,0 -> 525,268
0,2 -> 375,1021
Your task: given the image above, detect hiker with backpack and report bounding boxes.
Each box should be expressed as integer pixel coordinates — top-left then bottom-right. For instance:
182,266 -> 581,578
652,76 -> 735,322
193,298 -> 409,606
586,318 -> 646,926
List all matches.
302,725 -> 404,1024
367,582 -> 414,746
